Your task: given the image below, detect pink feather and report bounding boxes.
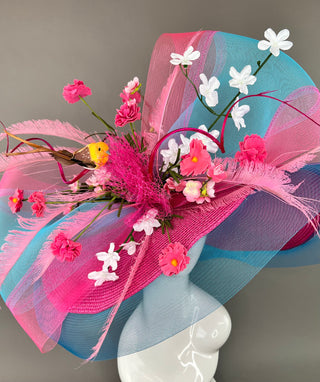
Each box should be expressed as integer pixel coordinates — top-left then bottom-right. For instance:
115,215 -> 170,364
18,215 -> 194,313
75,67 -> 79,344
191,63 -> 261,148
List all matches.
223,159 -> 320,237
85,235 -> 151,362
0,120 -> 96,146
275,146 -> 320,172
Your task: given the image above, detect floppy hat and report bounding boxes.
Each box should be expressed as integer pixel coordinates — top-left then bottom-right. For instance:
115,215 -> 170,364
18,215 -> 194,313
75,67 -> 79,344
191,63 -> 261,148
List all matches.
0,29 -> 320,361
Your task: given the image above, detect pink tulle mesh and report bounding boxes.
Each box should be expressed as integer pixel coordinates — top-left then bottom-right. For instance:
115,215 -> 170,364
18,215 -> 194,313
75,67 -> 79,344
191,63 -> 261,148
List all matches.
142,31 -> 216,151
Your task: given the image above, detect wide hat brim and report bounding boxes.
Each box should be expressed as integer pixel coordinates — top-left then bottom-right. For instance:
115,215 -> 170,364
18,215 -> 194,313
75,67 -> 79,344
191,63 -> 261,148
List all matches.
1,30 -> 320,359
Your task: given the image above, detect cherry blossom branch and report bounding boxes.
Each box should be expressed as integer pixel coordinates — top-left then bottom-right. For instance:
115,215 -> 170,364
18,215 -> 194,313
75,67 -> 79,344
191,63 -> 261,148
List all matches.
179,64 -> 223,117
207,53 -> 272,132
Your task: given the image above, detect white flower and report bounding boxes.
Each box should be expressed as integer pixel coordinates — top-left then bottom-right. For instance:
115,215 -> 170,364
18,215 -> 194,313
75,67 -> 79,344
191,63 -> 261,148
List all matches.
88,269 -> 119,287
190,125 -> 220,154
179,126 -> 219,156
133,208 -> 161,236
96,243 -> 120,271
199,73 -> 220,107
229,65 -> 256,95
258,28 -> 293,57
160,138 -> 179,171
170,46 -> 200,66
179,134 -> 191,156
231,98 -> 250,130
120,241 -> 140,256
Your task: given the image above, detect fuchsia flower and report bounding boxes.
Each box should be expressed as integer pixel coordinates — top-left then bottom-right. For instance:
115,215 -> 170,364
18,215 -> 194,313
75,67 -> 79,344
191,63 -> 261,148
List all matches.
28,191 -> 46,218
207,163 -> 227,182
180,139 -> 211,176
120,77 -> 141,103
164,178 -> 187,193
62,79 -> 92,104
8,189 -> 24,213
235,134 -> 267,165
115,99 -> 141,127
159,242 -> 190,276
51,232 -> 82,262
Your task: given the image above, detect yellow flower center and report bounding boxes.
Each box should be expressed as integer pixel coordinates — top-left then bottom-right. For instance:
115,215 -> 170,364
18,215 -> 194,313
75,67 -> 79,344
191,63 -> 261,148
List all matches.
201,184 -> 207,197
12,198 -> 18,203
191,156 -> 198,163
171,258 -> 178,267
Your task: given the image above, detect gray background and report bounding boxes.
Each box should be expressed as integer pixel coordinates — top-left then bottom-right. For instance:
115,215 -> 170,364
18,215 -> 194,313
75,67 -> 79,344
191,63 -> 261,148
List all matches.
0,0 -> 320,381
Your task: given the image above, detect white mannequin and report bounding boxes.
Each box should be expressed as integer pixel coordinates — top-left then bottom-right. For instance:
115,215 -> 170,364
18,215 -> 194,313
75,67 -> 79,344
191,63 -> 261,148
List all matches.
117,237 -> 231,382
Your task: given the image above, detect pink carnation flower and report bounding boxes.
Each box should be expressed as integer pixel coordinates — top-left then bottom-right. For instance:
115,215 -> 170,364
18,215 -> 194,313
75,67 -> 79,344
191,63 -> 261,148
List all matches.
115,99 -> 141,127
8,189 -> 24,213
63,79 -> 92,104
28,191 -> 46,217
180,139 -> 211,176
159,242 -> 190,276
120,77 -> 141,103
235,134 -> 267,165
51,232 -> 82,262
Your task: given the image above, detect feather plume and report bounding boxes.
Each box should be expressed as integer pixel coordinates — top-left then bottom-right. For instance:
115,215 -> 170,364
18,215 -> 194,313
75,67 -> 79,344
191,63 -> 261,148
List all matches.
223,159 -> 320,237
0,120 -> 96,146
274,146 -> 320,172
148,69 -> 179,143
85,235 -> 151,363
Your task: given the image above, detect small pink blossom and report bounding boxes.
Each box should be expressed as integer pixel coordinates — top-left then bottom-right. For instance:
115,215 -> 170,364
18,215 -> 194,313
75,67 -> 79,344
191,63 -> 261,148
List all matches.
235,134 -> 267,165
28,191 -> 46,217
8,189 -> 24,213
62,79 -> 92,104
207,163 -> 227,182
164,178 -> 187,193
180,139 -> 211,176
183,180 -> 202,202
86,166 -> 111,188
115,99 -> 141,127
120,77 -> 141,103
195,180 -> 216,204
133,208 -> 161,236
159,242 -> 190,276
51,232 -> 82,262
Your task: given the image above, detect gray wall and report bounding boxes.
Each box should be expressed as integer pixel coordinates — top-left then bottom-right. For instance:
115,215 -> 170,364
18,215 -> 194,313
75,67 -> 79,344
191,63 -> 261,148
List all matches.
1,0 -> 320,381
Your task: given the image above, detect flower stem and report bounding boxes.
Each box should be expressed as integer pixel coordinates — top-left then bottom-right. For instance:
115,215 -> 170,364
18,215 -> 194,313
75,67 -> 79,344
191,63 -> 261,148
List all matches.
79,96 -> 116,134
73,202 -> 109,241
207,53 -> 272,132
180,65 -> 221,117
130,122 -> 139,149
165,223 -> 171,243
